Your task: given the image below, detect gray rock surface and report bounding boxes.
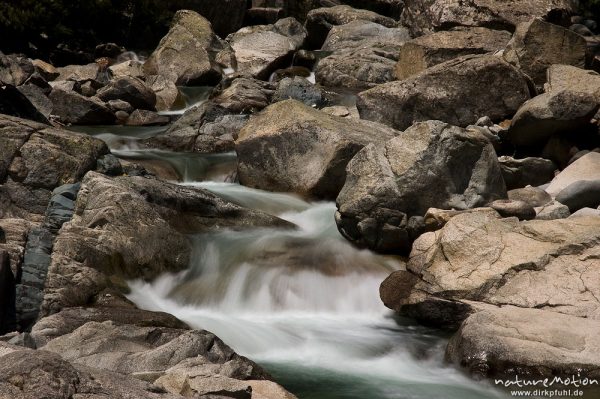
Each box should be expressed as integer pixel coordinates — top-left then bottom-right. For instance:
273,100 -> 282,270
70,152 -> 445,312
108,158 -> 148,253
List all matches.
227,18 -> 307,80
394,27 -> 511,80
236,99 -> 399,199
143,10 -> 234,86
357,55 -> 530,131
336,120 -> 506,253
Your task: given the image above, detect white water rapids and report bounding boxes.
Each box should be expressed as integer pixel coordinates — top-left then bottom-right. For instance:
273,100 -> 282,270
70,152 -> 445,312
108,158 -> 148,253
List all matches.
72,118 -> 508,398
127,182 -> 507,399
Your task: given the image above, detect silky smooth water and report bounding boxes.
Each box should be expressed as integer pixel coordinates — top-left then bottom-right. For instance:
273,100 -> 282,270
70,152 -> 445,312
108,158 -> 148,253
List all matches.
127,182 -> 508,399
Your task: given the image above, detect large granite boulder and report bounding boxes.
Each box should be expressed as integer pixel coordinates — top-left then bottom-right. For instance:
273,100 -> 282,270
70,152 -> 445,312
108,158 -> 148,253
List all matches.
381,211 -> 600,328
394,27 -> 511,80
49,89 -> 115,125
321,20 -> 411,52
446,305 -> 600,379
0,114 -> 108,222
235,99 -> 399,199
315,46 -> 400,89
498,156 -> 557,189
357,54 -> 531,131
335,120 -> 506,253
503,18 -> 587,89
400,0 -> 578,37
40,172 -> 289,316
0,343 -> 181,399
226,18 -> 307,80
305,5 -> 398,49
96,76 -> 157,111
144,101 -> 248,153
143,10 -> 234,86
546,152 -> 600,196
508,65 -> 600,147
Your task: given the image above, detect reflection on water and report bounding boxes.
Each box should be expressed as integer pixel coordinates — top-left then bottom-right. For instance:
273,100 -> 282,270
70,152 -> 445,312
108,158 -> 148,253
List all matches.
128,184 -> 507,399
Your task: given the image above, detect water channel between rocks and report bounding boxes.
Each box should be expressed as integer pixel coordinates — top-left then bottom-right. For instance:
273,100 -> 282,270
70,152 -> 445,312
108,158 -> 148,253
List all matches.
73,121 -> 508,399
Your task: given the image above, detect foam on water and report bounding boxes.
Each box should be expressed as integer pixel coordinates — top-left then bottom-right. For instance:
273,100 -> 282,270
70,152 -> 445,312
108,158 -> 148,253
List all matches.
128,183 -> 507,399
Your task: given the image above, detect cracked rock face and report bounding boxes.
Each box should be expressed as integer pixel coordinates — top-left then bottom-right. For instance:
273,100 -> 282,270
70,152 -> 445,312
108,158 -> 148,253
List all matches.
394,27 -> 511,80
40,172 -> 291,316
381,211 -> 600,328
0,114 -> 108,222
446,305 -> 600,379
143,10 -> 234,86
226,18 -> 307,80
335,120 -> 506,254
357,54 -> 531,131
235,99 -> 399,199
503,18 -> 587,90
400,0 -> 578,37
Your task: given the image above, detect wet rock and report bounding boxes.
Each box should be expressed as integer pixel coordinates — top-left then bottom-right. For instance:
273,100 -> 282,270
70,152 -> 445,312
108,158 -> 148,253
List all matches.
194,114 -> 249,153
272,76 -> 324,107
357,54 -> 530,131
145,102 -> 245,153
446,305 -> 600,379
236,99 -> 398,199
143,10 -> 234,86
212,77 -> 274,113
394,27 -> 511,80
125,110 -> 170,126
400,0 -> 578,37
96,76 -> 157,111
40,172 -> 291,315
489,199 -> 536,220
503,18 -> 587,89
227,18 -> 307,80
305,5 -> 397,49
96,154 -> 123,176
322,20 -> 411,52
335,120 -> 506,253
498,156 -> 557,190
555,180 -> 600,212
388,211 -> 600,327
316,46 -> 399,89
49,89 -> 115,125
546,152 -> 600,196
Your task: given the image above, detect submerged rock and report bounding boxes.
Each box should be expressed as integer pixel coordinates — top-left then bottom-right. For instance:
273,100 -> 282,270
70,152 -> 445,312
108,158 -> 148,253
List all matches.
335,120 -> 506,253
236,99 -> 399,199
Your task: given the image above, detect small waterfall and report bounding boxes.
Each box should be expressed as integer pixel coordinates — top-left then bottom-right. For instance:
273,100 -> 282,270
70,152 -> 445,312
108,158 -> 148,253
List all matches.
128,183 -> 506,399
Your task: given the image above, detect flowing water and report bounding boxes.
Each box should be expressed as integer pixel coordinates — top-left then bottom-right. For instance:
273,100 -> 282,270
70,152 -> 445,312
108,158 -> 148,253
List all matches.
79,117 -> 507,399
